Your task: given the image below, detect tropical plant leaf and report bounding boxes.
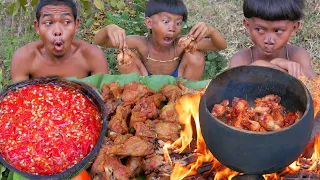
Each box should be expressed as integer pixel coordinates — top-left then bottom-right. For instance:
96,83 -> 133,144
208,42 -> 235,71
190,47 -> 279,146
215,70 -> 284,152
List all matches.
0,164 -> 6,179
31,0 -> 38,7
18,0 -> 27,11
69,74 -> 210,92
94,0 -> 104,11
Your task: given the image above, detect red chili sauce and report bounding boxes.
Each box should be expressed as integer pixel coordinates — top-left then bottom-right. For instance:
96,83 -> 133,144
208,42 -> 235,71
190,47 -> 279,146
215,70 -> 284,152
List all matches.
0,84 -> 102,175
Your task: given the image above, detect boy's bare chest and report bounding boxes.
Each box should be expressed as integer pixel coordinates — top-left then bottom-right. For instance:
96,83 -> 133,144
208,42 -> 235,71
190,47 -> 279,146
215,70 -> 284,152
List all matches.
139,46 -> 184,74
31,53 -> 90,79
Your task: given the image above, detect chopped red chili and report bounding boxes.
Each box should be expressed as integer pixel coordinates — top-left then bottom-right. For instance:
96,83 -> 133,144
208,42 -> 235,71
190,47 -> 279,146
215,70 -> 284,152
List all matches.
0,84 -> 102,175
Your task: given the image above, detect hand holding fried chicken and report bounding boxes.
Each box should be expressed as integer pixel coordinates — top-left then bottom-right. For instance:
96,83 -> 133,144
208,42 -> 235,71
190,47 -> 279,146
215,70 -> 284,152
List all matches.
117,48 -> 137,66
178,35 -> 197,53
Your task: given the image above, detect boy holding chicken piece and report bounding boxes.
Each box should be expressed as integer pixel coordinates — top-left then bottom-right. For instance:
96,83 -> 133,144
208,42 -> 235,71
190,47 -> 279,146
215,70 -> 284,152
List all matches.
94,0 -> 227,80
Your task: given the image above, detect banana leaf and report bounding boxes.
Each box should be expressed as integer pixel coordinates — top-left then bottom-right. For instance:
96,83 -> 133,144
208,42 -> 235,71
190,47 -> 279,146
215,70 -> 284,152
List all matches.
69,73 -> 211,91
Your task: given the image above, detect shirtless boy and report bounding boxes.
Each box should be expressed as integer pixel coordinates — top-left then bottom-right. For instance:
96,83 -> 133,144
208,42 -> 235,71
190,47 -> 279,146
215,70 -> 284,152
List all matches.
94,0 -> 227,80
229,0 -> 316,79
10,0 -> 109,83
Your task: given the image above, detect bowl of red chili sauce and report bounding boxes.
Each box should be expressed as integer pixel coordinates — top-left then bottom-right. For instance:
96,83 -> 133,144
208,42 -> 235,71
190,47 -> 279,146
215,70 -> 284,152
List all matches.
0,77 -> 107,179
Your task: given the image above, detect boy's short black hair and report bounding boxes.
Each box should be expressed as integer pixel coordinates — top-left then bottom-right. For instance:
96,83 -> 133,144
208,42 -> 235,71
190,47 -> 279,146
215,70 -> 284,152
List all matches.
36,0 -> 77,22
145,0 -> 188,22
243,0 -> 304,21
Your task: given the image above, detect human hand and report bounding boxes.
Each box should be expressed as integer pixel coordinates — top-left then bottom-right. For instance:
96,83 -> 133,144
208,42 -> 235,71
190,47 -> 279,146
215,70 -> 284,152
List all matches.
270,58 -> 305,78
188,22 -> 212,43
106,24 -> 127,50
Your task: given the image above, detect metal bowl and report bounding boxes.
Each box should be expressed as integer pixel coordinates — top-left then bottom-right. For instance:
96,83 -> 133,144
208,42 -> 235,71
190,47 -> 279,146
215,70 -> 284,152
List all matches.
199,66 -> 314,174
0,77 -> 107,179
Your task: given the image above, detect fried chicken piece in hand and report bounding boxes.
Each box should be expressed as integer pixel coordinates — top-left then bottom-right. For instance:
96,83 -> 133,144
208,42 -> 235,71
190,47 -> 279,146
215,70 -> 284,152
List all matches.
178,35 -> 197,53
159,84 -> 182,102
117,49 -> 135,65
121,82 -> 156,105
160,101 -> 178,123
108,104 -> 131,134
92,155 -> 131,180
211,99 -> 229,117
105,134 -> 155,156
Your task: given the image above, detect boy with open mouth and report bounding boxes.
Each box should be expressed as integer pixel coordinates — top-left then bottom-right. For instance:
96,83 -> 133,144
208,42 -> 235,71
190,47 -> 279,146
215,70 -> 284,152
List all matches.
94,0 -> 227,80
10,0 -> 109,83
229,0 -> 316,79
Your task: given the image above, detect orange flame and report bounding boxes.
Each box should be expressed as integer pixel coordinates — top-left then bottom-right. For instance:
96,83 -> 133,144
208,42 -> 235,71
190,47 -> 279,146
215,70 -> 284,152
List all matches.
164,76 -> 320,180
163,93 -> 239,180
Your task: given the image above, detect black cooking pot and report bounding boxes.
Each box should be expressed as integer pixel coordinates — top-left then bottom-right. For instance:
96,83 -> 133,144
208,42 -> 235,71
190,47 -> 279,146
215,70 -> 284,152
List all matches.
199,66 -> 314,175
0,77 -> 107,180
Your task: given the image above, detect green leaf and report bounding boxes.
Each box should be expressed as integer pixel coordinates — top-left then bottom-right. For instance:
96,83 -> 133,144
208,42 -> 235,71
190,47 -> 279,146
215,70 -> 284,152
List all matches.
80,0 -> 92,17
18,0 -> 27,11
135,26 -> 141,32
68,74 -> 210,92
106,11 -> 113,19
121,12 -> 129,20
116,1 -> 126,9
85,17 -> 94,27
0,164 -> 6,179
9,3 -> 18,16
94,0 -> 104,11
207,52 -> 218,60
110,0 -> 117,8
31,0 -> 38,6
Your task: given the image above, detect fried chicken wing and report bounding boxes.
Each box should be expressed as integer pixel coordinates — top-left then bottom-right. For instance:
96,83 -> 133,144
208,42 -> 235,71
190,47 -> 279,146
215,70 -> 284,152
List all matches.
283,111 -> 303,127
130,95 -> 160,125
125,157 -> 144,177
92,155 -> 131,180
155,121 -> 181,142
133,120 -> 156,138
143,153 -> 165,175
105,134 -> 155,156
178,35 -> 197,53
117,49 -> 134,66
101,82 -> 123,102
240,118 -> 262,132
160,101 -> 178,123
256,113 -> 281,131
108,104 -> 131,134
211,99 -> 229,117
121,82 -> 156,105
148,93 -> 167,108
159,84 -> 182,102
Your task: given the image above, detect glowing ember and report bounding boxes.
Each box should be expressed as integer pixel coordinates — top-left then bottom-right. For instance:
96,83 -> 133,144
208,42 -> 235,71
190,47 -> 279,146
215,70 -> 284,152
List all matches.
163,76 -> 320,180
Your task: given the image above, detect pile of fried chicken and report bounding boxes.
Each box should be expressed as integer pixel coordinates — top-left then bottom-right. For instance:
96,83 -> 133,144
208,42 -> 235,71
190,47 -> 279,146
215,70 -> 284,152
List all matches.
211,94 -> 303,132
92,81 -> 203,180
